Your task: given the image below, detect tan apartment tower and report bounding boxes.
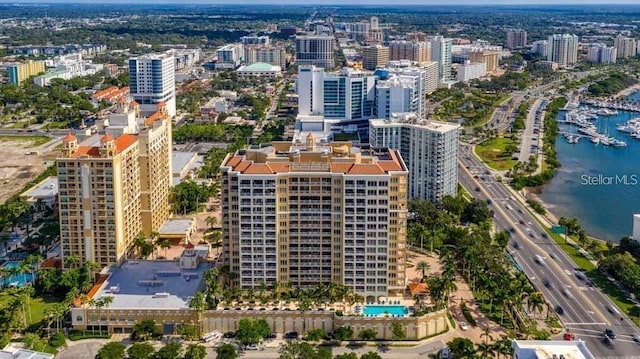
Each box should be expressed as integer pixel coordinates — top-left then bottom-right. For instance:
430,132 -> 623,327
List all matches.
362,45 -> 390,70
469,51 -> 500,73
57,102 -> 172,267
219,137 -> 409,300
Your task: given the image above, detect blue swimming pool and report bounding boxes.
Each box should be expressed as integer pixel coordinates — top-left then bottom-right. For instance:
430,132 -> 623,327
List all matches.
0,261 -> 35,288
363,305 -> 408,316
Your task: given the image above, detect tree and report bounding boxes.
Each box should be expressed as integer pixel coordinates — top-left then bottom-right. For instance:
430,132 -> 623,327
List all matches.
333,326 -> 354,342
183,344 -> 207,359
127,343 -> 155,359
358,328 -> 377,341
360,353 -> 383,359
334,354 -> 358,359
236,318 -> 270,345
305,328 -> 327,342
23,333 -> 47,352
448,337 -> 476,359
153,342 -> 183,359
390,322 -> 405,341
278,341 -> 331,359
96,342 -> 125,359
215,343 -> 237,359
132,320 -> 161,341
416,261 -> 431,279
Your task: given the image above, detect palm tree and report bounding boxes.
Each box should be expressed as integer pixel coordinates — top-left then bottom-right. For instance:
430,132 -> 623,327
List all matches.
158,239 -> 171,259
65,254 -> 80,269
481,325 -> 493,345
416,261 -> 431,280
477,342 -> 495,359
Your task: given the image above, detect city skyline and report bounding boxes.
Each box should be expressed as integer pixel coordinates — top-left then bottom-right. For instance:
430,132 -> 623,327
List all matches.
2,0 -> 640,4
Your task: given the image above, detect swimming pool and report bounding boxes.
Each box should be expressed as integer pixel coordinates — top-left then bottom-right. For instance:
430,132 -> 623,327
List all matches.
0,261 -> 35,288
363,305 -> 408,316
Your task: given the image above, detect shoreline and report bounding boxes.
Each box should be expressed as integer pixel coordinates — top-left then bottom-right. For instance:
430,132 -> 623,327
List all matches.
613,83 -> 640,99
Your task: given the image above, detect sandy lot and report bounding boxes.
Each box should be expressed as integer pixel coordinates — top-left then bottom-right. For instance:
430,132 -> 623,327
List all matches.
0,136 -> 58,204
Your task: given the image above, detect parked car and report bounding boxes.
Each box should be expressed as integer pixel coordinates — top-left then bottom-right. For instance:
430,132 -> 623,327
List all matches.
284,332 -> 299,339
459,322 -> 468,331
441,346 -> 451,359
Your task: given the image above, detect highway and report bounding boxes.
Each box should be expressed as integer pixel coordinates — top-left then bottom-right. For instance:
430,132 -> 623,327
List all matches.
459,143 -> 640,358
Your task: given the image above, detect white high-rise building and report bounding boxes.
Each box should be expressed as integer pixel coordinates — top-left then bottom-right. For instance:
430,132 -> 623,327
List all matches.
547,34 -> 579,67
376,64 -> 431,119
128,53 -> 176,118
587,45 -> 617,64
428,36 -> 453,84
369,113 -> 460,203
216,44 -> 244,69
457,62 -> 487,82
295,35 -> 335,68
296,65 -> 375,121
614,36 -> 637,59
531,40 -> 549,56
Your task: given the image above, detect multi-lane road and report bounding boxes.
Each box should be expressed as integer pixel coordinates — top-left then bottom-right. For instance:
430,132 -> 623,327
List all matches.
459,143 -> 640,358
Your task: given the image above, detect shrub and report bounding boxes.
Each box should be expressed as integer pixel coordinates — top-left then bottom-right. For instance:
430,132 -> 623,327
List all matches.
68,330 -> 111,341
48,332 -> 66,348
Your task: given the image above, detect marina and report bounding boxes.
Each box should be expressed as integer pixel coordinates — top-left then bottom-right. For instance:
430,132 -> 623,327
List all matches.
559,109 -> 628,147
541,104 -> 640,241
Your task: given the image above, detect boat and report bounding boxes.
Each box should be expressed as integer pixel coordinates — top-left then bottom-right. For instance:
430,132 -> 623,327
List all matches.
596,109 -> 619,116
613,140 -> 627,147
616,125 -> 636,133
591,137 -> 600,144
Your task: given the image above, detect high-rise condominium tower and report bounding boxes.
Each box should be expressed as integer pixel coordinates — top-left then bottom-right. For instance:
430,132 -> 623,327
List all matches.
547,34 -> 579,68
369,113 -> 460,203
129,53 -> 176,117
295,35 -> 335,69
57,102 -> 172,267
219,138 -> 409,298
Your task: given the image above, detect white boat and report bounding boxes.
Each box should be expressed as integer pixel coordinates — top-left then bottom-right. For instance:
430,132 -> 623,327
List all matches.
613,139 -> 627,147
591,137 -> 600,144
596,109 -> 619,116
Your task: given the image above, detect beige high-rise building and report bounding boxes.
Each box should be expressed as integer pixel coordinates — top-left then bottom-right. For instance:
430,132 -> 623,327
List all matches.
547,34 -> 579,68
57,102 -> 172,267
8,60 -> 45,85
389,40 -> 430,63
362,45 -> 389,70
219,137 -> 409,298
614,35 -> 637,59
469,51 -> 500,73
244,45 -> 287,68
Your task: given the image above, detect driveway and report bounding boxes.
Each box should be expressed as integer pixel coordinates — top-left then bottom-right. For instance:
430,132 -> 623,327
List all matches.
57,339 -> 112,359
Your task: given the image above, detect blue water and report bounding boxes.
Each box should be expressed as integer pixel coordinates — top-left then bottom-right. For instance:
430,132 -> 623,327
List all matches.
539,105 -> 640,242
0,261 -> 35,288
363,305 -> 408,316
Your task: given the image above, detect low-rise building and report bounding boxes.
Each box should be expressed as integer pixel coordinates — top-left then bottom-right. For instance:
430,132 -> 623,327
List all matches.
19,176 -> 58,211
457,62 -> 486,82
236,62 -> 282,78
511,340 -> 595,359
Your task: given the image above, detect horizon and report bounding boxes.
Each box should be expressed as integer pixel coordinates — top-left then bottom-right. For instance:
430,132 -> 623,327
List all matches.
2,0 -> 640,5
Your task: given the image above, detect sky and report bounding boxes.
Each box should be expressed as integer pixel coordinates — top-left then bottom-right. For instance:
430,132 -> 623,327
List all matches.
1,0 -> 640,4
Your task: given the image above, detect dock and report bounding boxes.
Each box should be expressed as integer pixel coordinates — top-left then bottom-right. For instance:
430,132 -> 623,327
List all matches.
582,99 -> 640,113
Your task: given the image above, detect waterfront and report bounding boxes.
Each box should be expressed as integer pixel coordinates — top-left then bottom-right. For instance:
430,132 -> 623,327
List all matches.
539,107 -> 640,242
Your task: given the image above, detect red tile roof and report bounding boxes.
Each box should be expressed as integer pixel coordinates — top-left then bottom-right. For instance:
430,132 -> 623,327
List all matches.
62,133 -> 77,143
244,163 -> 273,174
347,164 -> 385,175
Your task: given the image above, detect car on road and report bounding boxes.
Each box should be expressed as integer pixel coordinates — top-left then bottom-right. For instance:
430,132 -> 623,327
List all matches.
475,186 -> 480,192
543,279 -> 552,289
513,242 -> 519,249
541,232 -> 548,239
534,255 -> 545,265
519,219 -> 525,225
633,334 -> 640,343
603,335 -> 614,346
574,271 -> 586,280
604,329 -> 616,339
529,232 -> 535,238
555,306 -> 564,315
245,344 -> 260,351
486,199 -> 492,205
459,322 -> 468,331
606,306 -> 621,316
549,252 -> 556,259
562,288 -> 574,299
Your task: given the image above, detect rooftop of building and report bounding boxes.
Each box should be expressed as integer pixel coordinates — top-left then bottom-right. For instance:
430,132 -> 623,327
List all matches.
130,52 -> 174,60
238,62 -> 281,72
62,133 -> 137,159
511,340 -> 595,359
172,151 -> 199,174
159,218 -> 196,235
36,70 -> 68,78
0,343 -> 54,359
370,113 -> 460,133
20,176 -> 58,199
221,138 -> 407,176
91,260 -> 208,309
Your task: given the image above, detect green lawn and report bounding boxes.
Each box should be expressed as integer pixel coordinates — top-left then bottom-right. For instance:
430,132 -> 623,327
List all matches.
0,135 -> 51,147
0,292 -> 63,326
474,137 -> 517,171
